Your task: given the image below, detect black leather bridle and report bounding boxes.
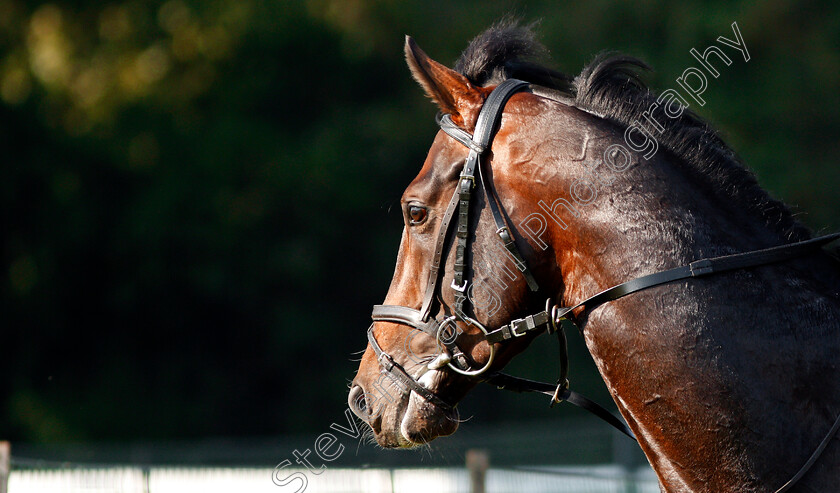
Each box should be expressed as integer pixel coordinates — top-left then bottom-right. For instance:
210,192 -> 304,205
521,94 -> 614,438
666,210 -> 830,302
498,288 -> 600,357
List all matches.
366,79 -> 840,452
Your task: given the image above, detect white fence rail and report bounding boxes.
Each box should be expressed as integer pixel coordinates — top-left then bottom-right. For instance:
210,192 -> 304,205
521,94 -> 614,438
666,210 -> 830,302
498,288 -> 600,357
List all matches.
8,466 -> 659,493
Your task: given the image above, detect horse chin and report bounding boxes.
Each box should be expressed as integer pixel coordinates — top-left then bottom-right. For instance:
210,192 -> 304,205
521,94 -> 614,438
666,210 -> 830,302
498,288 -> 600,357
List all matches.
374,369 -> 459,449
397,390 -> 459,447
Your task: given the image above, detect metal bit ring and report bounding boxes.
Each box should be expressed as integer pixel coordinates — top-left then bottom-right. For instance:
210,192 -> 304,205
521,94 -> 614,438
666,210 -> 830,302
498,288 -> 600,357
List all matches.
436,316 -> 496,376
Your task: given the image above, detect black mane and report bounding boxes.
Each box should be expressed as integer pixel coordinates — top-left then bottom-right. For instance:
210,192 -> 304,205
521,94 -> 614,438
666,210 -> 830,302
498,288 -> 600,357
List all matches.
454,20 -> 810,241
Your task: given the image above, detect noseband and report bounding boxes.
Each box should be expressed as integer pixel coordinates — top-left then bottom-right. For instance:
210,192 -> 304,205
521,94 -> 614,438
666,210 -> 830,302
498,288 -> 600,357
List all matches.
366,79 -> 840,449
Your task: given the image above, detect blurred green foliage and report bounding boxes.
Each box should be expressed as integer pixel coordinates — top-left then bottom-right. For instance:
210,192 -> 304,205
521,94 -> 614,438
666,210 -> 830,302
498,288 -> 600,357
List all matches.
1,0 -> 839,443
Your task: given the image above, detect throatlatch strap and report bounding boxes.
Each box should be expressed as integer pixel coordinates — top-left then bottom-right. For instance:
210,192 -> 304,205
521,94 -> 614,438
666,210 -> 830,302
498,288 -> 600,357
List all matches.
478,163 -> 540,291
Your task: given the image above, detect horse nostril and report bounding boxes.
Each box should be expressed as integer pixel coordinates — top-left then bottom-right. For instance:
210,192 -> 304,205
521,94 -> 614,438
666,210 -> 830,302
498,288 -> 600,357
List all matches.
348,385 -> 368,420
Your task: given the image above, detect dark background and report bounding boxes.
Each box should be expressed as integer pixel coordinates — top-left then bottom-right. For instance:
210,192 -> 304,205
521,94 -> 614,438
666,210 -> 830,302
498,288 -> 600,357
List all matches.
2,0 -> 839,449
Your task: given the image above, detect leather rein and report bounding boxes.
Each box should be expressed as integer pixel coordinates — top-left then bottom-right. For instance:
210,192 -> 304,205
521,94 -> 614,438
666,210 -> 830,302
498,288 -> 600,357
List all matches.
366,79 -> 840,490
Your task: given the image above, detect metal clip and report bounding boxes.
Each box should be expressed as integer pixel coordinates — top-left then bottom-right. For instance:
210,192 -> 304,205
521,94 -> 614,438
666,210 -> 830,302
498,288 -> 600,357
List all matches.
546,300 -> 559,334
451,278 -> 468,292
549,379 -> 570,408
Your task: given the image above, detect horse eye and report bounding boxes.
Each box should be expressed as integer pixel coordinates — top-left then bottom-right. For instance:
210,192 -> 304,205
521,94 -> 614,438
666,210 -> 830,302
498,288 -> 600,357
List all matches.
408,205 -> 427,225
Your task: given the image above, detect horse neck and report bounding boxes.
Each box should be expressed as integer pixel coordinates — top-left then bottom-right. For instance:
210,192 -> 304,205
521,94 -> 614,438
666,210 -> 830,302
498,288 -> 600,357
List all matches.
542,149 -> 840,491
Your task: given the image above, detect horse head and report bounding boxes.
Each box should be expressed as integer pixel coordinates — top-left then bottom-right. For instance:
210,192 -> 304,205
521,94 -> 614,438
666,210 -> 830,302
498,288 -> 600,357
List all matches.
348,31 -> 599,448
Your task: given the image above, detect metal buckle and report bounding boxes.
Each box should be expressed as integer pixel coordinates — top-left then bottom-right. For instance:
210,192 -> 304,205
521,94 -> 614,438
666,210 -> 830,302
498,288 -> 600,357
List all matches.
459,175 -> 475,188
509,317 -> 530,337
451,278 -> 468,292
378,352 -> 395,370
508,318 -> 526,337
496,226 -> 513,242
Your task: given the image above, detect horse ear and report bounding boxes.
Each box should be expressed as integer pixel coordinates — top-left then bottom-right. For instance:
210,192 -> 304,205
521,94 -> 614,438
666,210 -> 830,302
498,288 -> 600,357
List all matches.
405,36 -> 483,128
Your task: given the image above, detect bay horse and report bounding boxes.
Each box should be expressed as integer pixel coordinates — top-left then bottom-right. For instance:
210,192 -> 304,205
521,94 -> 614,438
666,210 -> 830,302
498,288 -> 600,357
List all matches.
348,22 -> 840,492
